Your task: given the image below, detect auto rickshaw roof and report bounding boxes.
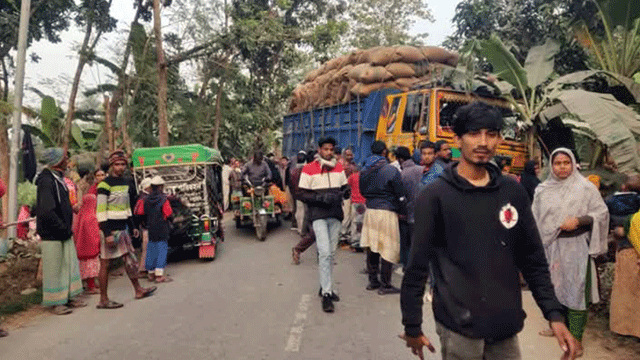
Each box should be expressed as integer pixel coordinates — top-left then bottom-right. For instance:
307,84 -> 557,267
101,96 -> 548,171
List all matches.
132,144 -> 223,168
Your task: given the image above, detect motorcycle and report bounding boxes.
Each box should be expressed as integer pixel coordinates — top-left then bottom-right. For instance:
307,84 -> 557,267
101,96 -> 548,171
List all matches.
232,177 -> 280,241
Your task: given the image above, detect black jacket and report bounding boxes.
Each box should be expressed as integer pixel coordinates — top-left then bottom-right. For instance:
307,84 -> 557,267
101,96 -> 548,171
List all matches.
401,163 -> 563,341
35,169 -> 74,240
144,192 -> 172,242
359,157 -> 406,214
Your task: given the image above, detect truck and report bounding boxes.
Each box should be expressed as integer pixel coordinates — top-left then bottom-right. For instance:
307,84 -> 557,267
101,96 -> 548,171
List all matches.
282,86 -> 529,171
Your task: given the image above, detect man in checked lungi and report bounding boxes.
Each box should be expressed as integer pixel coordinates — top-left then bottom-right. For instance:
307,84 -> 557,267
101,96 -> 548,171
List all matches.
95,150 -> 156,309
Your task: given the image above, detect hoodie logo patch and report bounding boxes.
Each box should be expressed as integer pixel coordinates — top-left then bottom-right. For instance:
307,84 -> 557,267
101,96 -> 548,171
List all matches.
499,203 -> 518,229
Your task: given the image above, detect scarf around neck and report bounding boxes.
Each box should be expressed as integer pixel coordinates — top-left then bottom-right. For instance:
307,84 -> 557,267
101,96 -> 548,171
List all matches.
316,154 -> 337,170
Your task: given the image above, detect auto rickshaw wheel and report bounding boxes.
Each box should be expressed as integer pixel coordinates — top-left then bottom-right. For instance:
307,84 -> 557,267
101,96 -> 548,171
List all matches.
256,214 -> 268,241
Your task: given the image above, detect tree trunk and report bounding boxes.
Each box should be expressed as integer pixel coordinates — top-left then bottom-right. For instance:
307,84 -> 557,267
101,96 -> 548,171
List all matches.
104,4 -> 144,157
104,95 -> 114,152
211,54 -> 232,150
153,0 -> 169,146
0,113 -> 9,227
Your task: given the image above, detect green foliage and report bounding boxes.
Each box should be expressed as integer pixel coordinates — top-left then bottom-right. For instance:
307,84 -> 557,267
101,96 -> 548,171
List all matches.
17,181 -> 36,207
0,0 -> 75,58
346,0 -> 433,49
574,0 -> 640,77
446,0 -> 591,75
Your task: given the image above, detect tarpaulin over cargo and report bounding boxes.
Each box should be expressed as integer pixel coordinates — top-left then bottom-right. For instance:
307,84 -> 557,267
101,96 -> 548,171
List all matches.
132,144 -> 223,168
549,90 -> 640,174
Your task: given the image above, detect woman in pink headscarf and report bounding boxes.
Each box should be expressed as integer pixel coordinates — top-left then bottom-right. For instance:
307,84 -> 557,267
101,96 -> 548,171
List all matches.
73,194 -> 101,294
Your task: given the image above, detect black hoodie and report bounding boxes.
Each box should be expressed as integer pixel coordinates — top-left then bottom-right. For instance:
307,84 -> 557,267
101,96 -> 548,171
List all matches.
34,168 -> 74,240
401,163 -> 564,341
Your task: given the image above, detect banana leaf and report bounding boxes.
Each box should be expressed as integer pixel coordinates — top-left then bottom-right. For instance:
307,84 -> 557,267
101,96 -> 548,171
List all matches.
595,0 -> 640,31
478,34 -> 529,94
524,39 -> 560,89
549,89 -> 640,174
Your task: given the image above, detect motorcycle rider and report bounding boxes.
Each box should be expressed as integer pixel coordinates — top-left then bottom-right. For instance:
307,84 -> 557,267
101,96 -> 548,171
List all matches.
241,150 -> 272,192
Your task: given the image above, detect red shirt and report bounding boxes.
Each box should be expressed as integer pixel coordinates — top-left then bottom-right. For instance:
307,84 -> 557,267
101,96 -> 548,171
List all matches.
348,172 -> 365,204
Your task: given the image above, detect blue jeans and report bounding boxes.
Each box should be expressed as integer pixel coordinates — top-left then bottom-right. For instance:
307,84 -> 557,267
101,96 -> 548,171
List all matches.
313,218 -> 341,295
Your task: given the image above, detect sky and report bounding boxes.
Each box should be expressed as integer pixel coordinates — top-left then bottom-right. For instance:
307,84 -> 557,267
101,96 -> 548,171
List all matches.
20,0 -> 461,109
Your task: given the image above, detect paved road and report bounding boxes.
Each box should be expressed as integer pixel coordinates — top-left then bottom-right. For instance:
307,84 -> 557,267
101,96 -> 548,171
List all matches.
0,217 -> 608,360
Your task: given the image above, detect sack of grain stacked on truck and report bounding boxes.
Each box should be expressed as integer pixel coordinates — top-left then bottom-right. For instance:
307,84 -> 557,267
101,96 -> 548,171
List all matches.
289,45 -> 459,112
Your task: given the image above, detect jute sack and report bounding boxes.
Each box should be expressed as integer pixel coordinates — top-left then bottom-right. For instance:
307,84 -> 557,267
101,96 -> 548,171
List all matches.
385,62 -> 416,78
304,68 -> 321,83
422,47 -> 459,67
356,46 -> 383,64
350,82 -> 388,97
370,48 -> 400,66
394,46 -> 425,63
345,50 -> 362,65
359,66 -> 393,83
395,77 -> 419,89
348,63 -> 370,81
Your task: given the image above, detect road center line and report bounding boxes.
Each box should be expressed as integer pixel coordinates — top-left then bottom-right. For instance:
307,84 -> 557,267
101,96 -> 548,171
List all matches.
284,294 -> 312,352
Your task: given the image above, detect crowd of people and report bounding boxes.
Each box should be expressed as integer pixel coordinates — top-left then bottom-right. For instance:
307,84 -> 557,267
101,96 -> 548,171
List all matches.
1,101 -> 639,360
0,148 -> 180,339
276,101 -> 639,360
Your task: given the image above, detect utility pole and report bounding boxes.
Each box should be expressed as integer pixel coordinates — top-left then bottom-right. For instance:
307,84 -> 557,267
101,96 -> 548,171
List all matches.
7,0 -> 31,239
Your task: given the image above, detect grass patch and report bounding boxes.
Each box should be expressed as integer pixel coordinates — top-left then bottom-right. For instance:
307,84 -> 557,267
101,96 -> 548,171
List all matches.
0,288 -> 42,316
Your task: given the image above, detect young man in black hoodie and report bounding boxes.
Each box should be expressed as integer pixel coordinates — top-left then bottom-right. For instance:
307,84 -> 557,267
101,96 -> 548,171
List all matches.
400,102 -> 578,360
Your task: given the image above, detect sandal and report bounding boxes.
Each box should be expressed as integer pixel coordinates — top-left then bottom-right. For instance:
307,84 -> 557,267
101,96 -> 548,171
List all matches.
96,300 -> 123,309
135,286 -> 157,299
0,329 -> 8,338
538,328 -> 554,337
50,305 -> 73,315
155,276 -> 173,283
67,299 -> 88,308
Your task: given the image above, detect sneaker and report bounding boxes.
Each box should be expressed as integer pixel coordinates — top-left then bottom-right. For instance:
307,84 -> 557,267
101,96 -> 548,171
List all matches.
322,294 -> 334,313
394,266 -> 404,276
318,288 -> 340,302
377,285 -> 401,295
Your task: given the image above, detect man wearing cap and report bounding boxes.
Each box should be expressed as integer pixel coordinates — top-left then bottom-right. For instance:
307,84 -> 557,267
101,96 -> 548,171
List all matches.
298,138 -> 349,313
96,150 -> 156,309
34,148 -> 86,315
400,102 -> 578,360
134,176 -> 173,283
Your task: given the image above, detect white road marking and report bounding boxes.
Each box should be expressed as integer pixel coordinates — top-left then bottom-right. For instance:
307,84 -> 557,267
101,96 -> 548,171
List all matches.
284,294 -> 312,352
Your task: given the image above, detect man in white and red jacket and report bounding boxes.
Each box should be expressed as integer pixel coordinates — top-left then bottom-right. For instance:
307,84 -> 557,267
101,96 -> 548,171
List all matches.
298,137 -> 350,313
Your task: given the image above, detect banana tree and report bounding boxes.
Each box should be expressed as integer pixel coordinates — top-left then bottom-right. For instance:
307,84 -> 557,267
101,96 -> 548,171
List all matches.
574,0 -> 640,77
473,34 -> 561,125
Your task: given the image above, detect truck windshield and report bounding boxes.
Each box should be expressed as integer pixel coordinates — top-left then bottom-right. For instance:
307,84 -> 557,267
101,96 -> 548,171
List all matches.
402,93 -> 422,133
438,97 -> 522,141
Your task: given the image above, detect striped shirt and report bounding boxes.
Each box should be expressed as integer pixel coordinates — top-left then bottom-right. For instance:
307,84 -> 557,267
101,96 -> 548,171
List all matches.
96,176 -> 138,235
